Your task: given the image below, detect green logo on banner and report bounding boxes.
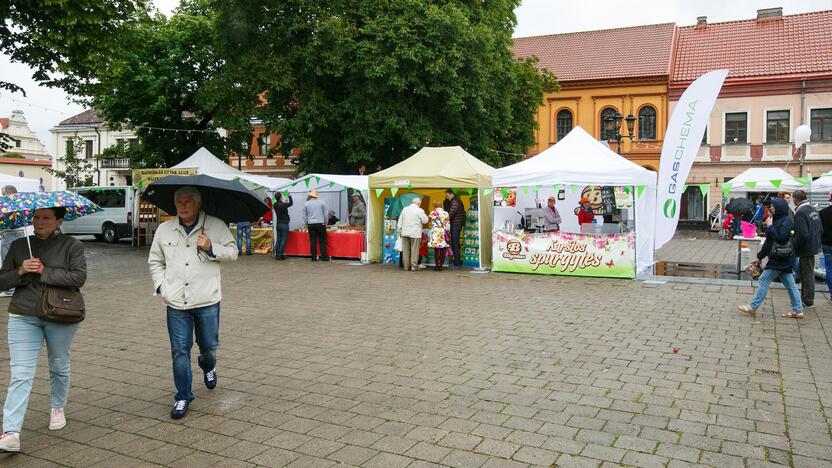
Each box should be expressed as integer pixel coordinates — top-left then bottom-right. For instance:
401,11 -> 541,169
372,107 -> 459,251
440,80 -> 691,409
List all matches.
663,199 -> 677,219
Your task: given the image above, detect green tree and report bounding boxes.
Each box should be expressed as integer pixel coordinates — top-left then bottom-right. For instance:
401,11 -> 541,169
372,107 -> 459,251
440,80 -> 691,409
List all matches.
46,137 -> 94,187
214,0 -> 558,172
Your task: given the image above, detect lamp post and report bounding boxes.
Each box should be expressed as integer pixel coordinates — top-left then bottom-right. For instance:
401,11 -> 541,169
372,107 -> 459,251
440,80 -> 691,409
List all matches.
603,111 -> 636,155
239,141 -> 249,171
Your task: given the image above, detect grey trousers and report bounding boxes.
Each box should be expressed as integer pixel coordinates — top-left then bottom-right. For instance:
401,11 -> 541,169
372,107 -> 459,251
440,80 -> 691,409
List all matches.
798,256 -> 816,307
401,236 -> 421,271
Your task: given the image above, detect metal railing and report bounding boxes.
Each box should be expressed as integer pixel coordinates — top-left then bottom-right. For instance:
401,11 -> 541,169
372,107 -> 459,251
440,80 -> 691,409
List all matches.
99,158 -> 130,169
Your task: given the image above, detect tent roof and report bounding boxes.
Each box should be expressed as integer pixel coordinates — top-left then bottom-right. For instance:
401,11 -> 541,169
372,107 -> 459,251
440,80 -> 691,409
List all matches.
272,174 -> 368,193
727,167 -> 807,192
172,147 -> 246,177
0,174 -> 41,192
235,174 -> 292,190
369,146 -> 493,188
493,126 -> 656,187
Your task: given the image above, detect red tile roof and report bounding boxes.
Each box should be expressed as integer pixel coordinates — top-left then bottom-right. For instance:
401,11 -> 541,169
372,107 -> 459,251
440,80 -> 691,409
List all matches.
58,109 -> 104,126
672,10 -> 832,84
0,118 -> 8,129
513,23 -> 676,82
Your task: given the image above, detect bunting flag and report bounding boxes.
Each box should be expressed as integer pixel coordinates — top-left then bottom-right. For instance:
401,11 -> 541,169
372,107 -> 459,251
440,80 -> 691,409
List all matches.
290,181 -> 298,187
722,184 -> 731,198
682,184 -> 688,193
533,184 -> 542,191
406,184 -> 413,190
374,188 -> 384,198
795,177 -> 810,186
315,177 -> 321,184
282,190 -> 289,198
303,178 -> 310,188
466,188 -> 474,195
390,187 -> 399,197
451,188 -> 459,195
636,185 -> 646,198
553,184 -> 561,193
624,186 -> 631,195
744,181 -> 757,189
483,188 -> 493,196
770,179 -> 782,188
137,180 -> 144,188
697,184 -> 710,200
501,189 -> 509,200
521,186 -> 529,194
569,184 -> 577,193
328,181 -> 335,188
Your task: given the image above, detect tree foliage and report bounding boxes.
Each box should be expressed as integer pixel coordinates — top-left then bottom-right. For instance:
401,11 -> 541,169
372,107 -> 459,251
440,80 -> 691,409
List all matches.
214,0 -> 558,172
45,137 -> 94,187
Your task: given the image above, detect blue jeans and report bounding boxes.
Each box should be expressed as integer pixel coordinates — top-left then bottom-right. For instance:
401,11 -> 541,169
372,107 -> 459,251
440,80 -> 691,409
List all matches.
167,303 -> 220,401
450,224 -> 463,265
751,268 -> 803,313
275,223 -> 289,256
823,245 -> 832,293
3,315 -> 79,433
237,222 -> 252,254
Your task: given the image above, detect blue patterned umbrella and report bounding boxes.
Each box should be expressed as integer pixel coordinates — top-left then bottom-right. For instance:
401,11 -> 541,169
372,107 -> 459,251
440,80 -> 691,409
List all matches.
0,191 -> 102,230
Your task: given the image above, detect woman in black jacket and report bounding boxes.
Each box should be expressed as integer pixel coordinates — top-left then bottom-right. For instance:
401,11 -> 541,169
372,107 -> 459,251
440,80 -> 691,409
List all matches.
738,198 -> 803,319
273,193 -> 293,260
0,207 -> 87,452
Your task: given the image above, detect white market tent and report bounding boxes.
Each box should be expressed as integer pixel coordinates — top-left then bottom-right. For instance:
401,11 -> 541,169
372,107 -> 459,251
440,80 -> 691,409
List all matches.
0,174 -> 41,192
492,126 -> 657,273
172,147 -> 291,199
810,172 -> 832,193
724,167 -> 808,193
270,174 -> 369,230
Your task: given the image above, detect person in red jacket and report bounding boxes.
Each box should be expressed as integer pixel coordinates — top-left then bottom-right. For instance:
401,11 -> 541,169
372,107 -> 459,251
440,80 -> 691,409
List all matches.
577,197 -> 595,226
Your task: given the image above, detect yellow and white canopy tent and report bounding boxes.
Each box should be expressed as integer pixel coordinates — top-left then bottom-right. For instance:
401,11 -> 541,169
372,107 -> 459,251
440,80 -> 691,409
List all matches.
367,146 -> 495,267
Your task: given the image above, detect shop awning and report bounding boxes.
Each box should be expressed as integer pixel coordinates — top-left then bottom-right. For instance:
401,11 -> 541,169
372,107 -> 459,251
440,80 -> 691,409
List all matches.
369,146 -> 494,188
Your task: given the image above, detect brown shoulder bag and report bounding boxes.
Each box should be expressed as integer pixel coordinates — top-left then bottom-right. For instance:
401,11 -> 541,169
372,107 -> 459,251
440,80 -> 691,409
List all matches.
37,285 -> 86,324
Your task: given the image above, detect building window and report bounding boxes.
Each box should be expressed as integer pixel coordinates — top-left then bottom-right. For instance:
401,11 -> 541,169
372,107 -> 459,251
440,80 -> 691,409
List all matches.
811,108 -> 832,142
600,108 -> 618,141
12,138 -> 21,148
638,106 -> 657,140
725,113 -> 747,144
258,134 -> 271,157
84,140 -> 94,159
702,126 -> 708,145
766,110 -> 790,144
556,109 -> 572,141
128,138 -> 138,147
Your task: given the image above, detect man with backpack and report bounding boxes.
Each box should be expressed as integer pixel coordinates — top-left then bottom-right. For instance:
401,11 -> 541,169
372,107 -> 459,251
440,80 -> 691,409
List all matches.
793,190 -> 822,309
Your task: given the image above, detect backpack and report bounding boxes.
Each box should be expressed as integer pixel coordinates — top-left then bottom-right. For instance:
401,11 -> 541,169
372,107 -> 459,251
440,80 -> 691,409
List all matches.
770,231 -> 794,261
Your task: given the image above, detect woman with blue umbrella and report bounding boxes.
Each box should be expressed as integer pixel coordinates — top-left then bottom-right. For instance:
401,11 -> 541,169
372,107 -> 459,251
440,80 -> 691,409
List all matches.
0,191 -> 100,452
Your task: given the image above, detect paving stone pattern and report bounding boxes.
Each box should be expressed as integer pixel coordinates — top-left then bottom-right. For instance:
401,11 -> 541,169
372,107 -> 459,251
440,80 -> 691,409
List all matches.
1,241 -> 831,467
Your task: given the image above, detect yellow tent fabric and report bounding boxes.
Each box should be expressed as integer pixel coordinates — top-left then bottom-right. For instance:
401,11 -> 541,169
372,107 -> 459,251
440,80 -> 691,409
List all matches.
367,146 -> 494,267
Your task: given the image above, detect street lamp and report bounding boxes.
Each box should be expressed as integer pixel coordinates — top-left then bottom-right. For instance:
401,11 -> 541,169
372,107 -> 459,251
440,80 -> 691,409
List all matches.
239,141 -> 249,171
603,111 -> 636,155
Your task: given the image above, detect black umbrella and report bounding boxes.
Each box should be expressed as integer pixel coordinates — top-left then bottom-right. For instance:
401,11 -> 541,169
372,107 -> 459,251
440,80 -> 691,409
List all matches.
726,198 -> 754,216
143,174 -> 269,223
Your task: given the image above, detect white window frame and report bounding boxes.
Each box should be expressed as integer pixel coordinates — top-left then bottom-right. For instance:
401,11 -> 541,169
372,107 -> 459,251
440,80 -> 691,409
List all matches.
762,107 -> 792,145
722,110 -> 750,145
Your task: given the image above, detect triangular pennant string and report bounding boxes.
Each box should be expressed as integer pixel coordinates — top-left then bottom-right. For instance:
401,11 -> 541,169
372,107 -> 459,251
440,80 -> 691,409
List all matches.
315,177 -> 321,184
795,177 -> 810,186
466,188 -> 474,195
744,181 -> 757,189
303,178 -> 310,188
636,185 -> 646,198
697,184 -> 710,200
553,184 -> 561,193
390,187 -> 399,197
682,184 -> 688,193
406,184 -> 412,190
374,188 -> 384,198
569,185 -> 577,193
521,186 -> 529,194
770,179 -> 782,188
328,181 -> 335,188
722,184 -> 731,198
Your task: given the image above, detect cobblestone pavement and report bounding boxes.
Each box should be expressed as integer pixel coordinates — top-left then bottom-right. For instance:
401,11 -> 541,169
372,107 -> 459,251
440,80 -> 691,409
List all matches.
2,241 -> 832,467
657,230 -> 763,266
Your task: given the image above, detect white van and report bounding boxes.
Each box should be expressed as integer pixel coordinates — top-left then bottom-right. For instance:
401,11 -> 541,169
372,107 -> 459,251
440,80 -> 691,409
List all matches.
61,186 -> 135,243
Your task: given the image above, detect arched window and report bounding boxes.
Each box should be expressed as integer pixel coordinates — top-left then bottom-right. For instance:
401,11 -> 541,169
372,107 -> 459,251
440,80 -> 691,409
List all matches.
556,109 -> 573,141
638,106 -> 657,140
600,108 -> 618,141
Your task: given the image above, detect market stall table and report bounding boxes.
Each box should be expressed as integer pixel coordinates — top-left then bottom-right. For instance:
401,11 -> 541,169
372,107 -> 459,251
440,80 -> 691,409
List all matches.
229,226 -> 273,255
284,230 -> 365,259
734,235 -> 764,274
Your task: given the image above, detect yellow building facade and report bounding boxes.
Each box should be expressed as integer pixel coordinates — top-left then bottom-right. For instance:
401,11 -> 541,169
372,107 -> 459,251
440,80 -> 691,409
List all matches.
531,81 -> 668,171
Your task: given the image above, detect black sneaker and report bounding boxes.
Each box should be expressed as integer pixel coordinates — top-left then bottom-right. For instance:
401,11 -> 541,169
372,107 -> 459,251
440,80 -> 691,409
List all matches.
170,400 -> 189,419
204,368 -> 217,389
319,256 -> 330,261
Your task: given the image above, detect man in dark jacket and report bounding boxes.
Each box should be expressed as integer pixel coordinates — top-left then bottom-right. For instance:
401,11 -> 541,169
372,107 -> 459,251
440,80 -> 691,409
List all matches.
792,190 -> 822,308
737,198 -> 803,318
446,189 -> 466,267
273,193 -> 292,260
819,193 -> 832,295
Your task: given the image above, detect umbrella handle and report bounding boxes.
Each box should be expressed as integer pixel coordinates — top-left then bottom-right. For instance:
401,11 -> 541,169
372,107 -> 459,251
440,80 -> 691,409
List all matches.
25,229 -> 32,259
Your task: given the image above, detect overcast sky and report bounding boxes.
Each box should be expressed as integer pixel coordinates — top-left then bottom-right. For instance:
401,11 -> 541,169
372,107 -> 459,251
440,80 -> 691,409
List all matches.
2,0 -> 829,155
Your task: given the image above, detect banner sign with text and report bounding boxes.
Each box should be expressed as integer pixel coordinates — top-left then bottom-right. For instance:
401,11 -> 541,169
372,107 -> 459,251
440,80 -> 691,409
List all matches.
492,230 -> 636,278
132,168 -> 197,189
655,69 -> 728,249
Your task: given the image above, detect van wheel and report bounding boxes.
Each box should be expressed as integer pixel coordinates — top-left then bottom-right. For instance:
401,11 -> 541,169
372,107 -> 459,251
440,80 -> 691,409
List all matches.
102,224 -> 118,243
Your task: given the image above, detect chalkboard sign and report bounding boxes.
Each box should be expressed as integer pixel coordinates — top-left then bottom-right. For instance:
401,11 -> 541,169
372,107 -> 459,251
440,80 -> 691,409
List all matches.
600,186 -> 616,214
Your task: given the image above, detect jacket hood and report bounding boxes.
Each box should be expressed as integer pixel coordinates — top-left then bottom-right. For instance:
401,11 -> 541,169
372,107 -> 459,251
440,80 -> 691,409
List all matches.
772,198 -> 790,222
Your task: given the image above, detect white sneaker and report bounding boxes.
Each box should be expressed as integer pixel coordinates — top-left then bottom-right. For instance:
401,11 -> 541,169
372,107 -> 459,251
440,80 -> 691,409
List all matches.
0,291 -> 13,298
49,408 -> 66,430
0,432 -> 20,452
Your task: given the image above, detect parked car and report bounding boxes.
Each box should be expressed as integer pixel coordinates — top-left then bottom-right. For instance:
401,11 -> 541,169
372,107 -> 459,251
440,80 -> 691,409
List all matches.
62,186 -> 134,243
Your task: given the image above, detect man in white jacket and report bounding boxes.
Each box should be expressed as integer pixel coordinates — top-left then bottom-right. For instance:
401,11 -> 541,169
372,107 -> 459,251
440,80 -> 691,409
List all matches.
148,186 -> 237,419
397,198 -> 428,271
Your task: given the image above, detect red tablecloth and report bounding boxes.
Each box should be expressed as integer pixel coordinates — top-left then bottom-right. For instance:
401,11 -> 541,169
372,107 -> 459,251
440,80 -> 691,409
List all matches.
284,231 -> 365,259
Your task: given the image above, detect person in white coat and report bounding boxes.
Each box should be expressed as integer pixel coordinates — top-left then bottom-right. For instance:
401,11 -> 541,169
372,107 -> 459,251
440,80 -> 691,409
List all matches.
148,186 -> 237,419
397,198 -> 428,271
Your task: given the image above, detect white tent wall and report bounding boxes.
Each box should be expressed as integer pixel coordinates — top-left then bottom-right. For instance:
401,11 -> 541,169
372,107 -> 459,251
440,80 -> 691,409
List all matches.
270,174 -> 369,231
637,185 -> 656,274
725,167 -> 808,193
0,174 -> 41,192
